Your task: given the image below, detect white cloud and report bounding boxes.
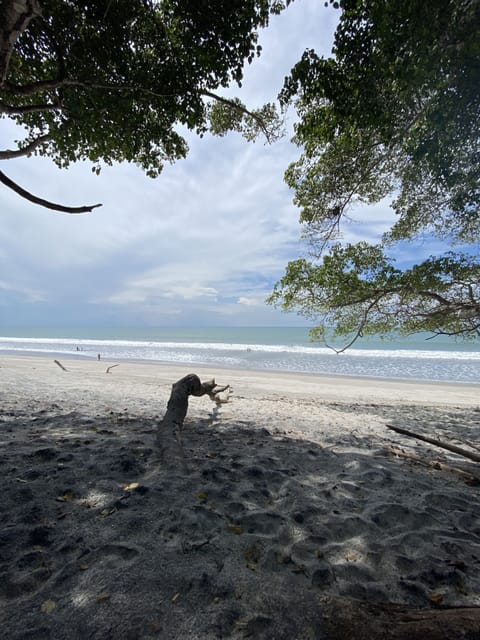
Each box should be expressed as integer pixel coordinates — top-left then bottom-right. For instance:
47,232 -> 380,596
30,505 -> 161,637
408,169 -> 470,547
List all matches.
0,279 -> 45,303
237,296 -> 260,307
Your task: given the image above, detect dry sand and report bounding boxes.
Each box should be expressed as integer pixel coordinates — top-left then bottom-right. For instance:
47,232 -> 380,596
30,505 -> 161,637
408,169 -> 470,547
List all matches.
1,355 -> 480,639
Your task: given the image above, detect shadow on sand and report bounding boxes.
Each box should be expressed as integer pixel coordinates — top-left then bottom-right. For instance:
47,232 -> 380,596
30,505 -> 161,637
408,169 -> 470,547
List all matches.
1,405 -> 480,639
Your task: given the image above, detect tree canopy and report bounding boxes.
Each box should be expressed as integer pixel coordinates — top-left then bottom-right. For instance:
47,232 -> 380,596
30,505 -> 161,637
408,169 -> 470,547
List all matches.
0,0 -> 285,212
2,0 -> 479,344
269,0 -> 480,348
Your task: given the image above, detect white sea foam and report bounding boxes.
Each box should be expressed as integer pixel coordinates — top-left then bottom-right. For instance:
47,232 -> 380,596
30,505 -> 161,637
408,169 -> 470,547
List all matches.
1,336 -> 479,361
1,332 -> 479,383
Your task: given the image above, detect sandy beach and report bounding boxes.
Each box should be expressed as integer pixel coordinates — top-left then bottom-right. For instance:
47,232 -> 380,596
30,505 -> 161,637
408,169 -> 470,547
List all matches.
1,355 -> 480,639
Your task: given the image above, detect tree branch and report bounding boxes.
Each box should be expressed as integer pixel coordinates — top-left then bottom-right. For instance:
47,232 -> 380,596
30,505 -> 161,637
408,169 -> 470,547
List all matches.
324,296 -> 383,353
203,89 -> 279,142
433,323 -> 480,338
415,288 -> 456,307
0,0 -> 41,86
4,77 -> 277,142
0,134 -> 50,160
4,77 -> 177,98
0,170 -> 102,214
4,78 -> 68,95
0,102 -> 63,116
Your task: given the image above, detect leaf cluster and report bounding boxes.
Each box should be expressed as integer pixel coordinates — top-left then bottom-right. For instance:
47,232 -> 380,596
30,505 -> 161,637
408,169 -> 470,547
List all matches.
281,0 -> 480,245
1,0 -> 284,176
270,0 -> 480,347
268,244 -> 480,348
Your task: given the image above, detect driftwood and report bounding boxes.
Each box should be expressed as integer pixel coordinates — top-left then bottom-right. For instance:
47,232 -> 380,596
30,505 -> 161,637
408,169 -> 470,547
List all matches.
53,359 -> 67,371
156,374 -> 230,471
317,596 -> 480,640
386,446 -> 480,486
386,424 -> 480,463
105,364 -> 119,374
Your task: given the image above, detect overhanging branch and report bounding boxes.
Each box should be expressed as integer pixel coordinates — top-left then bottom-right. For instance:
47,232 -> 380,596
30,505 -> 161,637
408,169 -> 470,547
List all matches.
5,77 -> 84,95
0,170 -> 102,214
0,134 -> 50,160
203,89 -> 277,142
4,77 -> 278,143
4,76 -> 179,98
324,296 -> 384,353
0,102 -> 62,116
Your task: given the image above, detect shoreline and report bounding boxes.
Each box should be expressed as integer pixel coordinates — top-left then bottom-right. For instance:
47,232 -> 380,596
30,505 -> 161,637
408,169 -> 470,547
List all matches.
1,329 -> 479,387
1,353 -> 479,407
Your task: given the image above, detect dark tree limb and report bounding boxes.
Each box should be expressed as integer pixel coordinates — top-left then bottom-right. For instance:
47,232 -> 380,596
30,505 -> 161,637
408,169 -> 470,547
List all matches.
3,78 -> 278,144
0,102 -> 62,116
324,297 -> 383,353
0,0 -> 41,86
0,134 -> 51,160
386,424 -> 480,463
3,78 -> 276,141
156,374 -> 230,471
3,77 -> 175,97
0,170 -> 102,213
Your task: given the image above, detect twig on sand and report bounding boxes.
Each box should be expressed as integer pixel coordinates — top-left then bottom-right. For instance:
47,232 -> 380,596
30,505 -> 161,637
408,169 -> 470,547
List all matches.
386,424 -> 480,463
105,364 -> 120,374
53,359 -> 67,371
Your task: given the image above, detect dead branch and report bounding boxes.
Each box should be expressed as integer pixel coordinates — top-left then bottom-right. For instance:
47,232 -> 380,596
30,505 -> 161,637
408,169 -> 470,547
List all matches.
205,383 -> 231,404
318,596 -> 480,640
156,374 -> 230,471
53,359 -> 67,371
0,170 -> 102,213
105,364 -> 120,374
385,445 -> 480,486
386,424 -> 480,463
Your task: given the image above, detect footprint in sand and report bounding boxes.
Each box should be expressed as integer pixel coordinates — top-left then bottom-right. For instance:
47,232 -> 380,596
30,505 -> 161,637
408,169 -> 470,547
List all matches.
91,544 -> 140,568
370,503 -> 438,530
1,550 -> 53,600
31,447 -> 58,463
0,568 -> 52,599
240,511 -> 287,536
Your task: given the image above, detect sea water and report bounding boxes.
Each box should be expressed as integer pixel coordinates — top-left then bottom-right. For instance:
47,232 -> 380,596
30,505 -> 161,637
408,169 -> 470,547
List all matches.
0,326 -> 479,384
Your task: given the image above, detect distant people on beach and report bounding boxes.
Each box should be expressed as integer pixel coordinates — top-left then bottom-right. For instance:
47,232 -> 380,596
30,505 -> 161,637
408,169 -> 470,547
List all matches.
97,353 -> 101,360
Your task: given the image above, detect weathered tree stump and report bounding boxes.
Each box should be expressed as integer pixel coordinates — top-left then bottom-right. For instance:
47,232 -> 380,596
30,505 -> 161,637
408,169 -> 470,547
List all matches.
156,373 -> 230,471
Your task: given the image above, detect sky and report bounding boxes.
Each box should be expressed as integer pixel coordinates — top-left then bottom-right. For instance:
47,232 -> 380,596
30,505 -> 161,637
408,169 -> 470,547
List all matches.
0,2 -> 423,328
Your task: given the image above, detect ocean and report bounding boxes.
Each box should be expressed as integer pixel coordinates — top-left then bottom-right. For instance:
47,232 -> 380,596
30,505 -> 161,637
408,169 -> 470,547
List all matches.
0,326 -> 479,384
